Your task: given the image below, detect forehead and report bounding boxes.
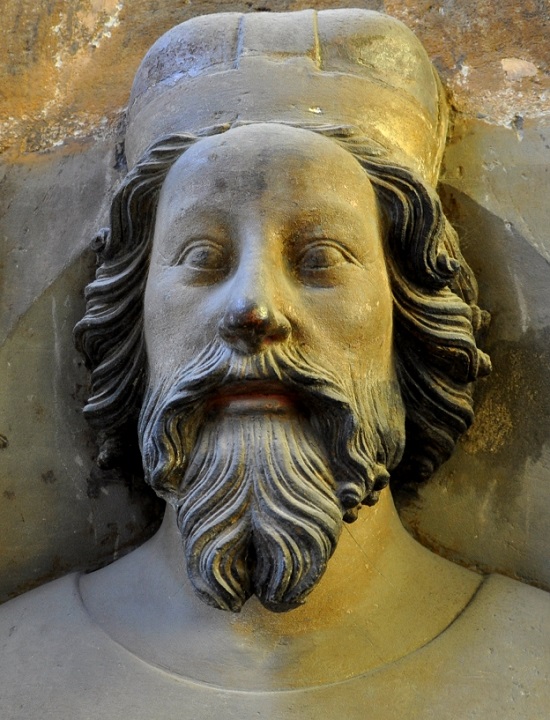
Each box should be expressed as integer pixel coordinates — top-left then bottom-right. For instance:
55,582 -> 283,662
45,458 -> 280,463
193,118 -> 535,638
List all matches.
157,124 -> 378,216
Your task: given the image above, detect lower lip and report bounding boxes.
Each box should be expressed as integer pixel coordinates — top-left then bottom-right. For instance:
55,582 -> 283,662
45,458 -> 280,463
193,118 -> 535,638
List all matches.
211,394 -> 297,415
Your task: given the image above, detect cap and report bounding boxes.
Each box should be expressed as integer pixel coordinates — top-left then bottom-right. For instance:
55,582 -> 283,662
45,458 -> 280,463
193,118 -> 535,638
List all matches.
125,9 -> 447,184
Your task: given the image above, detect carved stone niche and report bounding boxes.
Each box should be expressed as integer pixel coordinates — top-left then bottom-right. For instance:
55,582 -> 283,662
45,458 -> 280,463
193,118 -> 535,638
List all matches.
1,9 -> 549,719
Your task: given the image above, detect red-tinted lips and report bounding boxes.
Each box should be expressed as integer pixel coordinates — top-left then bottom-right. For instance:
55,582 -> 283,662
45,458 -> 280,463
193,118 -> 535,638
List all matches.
207,381 -> 299,415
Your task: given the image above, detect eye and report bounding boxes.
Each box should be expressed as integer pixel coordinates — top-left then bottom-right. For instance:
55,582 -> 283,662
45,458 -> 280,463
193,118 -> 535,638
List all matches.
172,239 -> 229,282
294,240 -> 360,285
299,242 -> 350,270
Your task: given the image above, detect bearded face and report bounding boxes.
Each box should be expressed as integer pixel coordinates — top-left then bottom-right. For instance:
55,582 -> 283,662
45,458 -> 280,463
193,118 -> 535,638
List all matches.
138,124 -> 406,612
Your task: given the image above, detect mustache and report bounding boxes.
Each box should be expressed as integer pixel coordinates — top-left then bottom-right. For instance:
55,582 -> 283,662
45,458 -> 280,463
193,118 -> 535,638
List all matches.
138,340 -> 377,508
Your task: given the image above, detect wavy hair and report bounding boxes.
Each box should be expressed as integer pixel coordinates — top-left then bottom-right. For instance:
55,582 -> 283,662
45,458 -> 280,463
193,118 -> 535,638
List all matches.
74,122 -> 490,488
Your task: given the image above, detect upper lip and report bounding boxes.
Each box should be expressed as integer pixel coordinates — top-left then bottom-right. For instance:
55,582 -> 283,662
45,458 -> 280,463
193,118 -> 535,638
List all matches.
206,380 -> 300,410
213,380 -> 294,399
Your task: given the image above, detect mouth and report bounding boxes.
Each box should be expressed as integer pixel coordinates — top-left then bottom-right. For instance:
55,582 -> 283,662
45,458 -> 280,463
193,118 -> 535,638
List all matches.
207,381 -> 300,415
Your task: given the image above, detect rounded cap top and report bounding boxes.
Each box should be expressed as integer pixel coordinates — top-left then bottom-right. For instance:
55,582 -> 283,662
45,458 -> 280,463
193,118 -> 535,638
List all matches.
126,9 -> 447,184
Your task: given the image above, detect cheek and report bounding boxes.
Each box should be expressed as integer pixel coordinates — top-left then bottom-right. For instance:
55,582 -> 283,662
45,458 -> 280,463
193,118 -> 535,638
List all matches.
143,269 -> 221,379
300,274 -> 394,377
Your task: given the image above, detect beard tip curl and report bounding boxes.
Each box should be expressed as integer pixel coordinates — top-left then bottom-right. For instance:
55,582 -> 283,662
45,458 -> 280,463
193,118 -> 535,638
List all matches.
194,586 -> 247,613
186,549 -> 252,613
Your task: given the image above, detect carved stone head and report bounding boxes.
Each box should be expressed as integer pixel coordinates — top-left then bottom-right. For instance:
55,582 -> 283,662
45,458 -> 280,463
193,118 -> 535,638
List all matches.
75,10 -> 490,612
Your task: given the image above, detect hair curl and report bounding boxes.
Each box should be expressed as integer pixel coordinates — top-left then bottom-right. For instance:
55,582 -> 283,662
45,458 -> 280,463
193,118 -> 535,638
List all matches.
74,123 -> 490,487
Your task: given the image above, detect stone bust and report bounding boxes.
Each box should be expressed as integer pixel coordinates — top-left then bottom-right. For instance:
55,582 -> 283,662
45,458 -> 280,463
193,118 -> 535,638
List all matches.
1,10 -> 548,719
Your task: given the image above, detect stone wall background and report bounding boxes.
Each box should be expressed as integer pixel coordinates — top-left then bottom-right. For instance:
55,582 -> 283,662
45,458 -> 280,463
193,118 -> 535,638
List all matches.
1,0 -> 549,602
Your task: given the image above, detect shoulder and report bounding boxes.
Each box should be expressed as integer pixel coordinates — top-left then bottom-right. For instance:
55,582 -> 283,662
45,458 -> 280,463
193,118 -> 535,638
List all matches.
0,573 -> 112,690
0,572 -> 85,638
465,573 -> 550,644
421,573 -> 550,677
387,573 -> 550,718
0,573 -> 95,672
320,574 -> 550,720
0,573 -> 149,719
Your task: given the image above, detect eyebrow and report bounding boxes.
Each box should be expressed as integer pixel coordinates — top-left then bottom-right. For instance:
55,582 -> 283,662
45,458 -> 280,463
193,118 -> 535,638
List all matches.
286,197 -> 382,231
163,201 -> 232,226
171,193 -> 376,220
158,183 -> 382,250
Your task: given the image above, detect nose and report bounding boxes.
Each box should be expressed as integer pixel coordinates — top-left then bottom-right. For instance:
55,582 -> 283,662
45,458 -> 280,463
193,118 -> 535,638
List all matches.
219,295 -> 291,353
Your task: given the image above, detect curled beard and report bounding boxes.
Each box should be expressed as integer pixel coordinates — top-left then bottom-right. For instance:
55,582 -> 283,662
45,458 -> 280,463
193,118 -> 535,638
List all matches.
178,413 -> 341,612
138,341 -> 405,612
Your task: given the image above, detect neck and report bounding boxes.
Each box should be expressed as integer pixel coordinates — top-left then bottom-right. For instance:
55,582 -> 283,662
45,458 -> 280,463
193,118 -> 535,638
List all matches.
80,489 -> 482,690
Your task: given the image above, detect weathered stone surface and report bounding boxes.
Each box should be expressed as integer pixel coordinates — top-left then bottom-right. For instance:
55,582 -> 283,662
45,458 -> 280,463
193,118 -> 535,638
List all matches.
1,0 -> 549,157
1,1 -> 550,602
0,247 -> 162,601
397,117 -> 550,589
1,137 -> 123,343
